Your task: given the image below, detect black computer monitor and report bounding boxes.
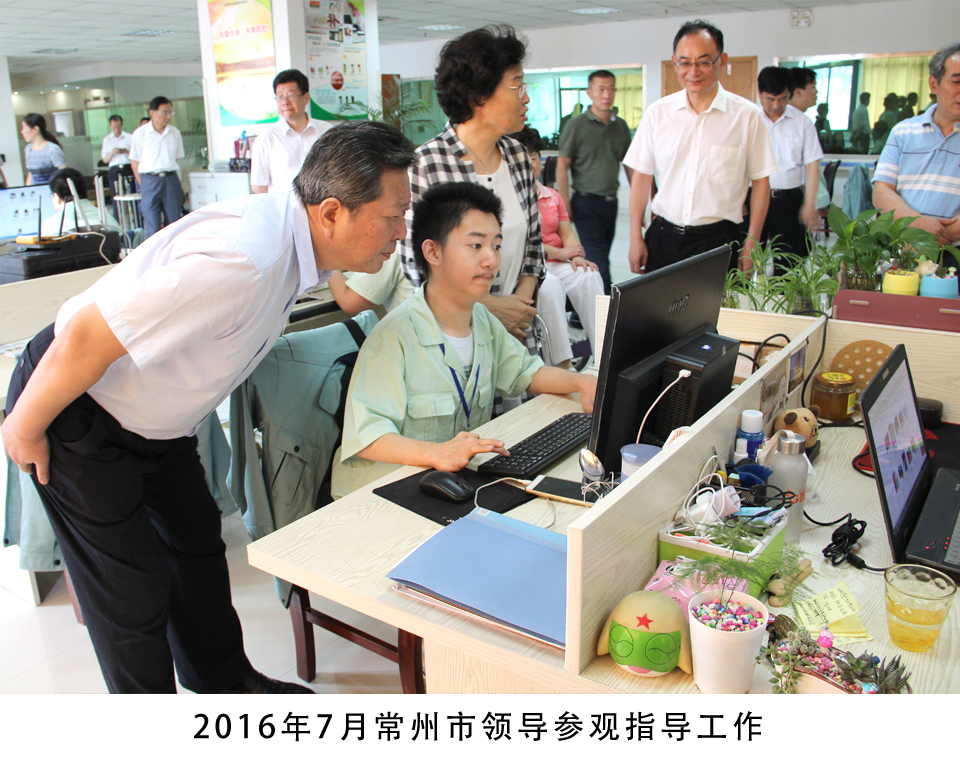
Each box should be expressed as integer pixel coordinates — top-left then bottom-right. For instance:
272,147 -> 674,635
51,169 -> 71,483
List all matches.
589,246 -> 731,473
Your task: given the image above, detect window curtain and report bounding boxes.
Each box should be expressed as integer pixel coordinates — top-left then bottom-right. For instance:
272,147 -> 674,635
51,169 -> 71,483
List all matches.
861,56 -> 931,125
613,74 -> 643,130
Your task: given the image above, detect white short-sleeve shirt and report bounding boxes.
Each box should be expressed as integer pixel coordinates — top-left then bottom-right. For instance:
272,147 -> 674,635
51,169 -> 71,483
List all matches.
762,105 -> 823,190
344,248 -> 413,314
129,122 -> 184,174
55,191 -> 323,440
624,84 -> 778,225
250,119 -> 332,192
101,130 -> 133,167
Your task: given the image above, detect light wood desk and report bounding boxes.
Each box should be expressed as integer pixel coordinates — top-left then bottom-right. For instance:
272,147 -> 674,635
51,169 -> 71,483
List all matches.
248,309 -> 960,694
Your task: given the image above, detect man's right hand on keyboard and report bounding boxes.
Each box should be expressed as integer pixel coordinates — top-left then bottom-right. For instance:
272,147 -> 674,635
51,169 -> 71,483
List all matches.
426,432 -> 510,472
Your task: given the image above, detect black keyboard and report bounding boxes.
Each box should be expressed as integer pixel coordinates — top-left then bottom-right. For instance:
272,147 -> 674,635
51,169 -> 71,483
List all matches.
478,412 -> 593,480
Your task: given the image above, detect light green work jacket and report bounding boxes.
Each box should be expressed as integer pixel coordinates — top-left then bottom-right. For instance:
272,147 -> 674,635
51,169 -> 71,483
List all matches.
334,287 -> 543,497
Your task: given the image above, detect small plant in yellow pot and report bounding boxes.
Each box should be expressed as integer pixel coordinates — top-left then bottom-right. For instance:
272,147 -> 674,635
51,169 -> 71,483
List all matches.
879,215 -> 944,295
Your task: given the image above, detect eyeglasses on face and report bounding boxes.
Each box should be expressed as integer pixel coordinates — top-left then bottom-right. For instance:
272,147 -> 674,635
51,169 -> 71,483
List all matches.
500,82 -> 529,98
275,92 -> 305,103
674,56 -> 721,73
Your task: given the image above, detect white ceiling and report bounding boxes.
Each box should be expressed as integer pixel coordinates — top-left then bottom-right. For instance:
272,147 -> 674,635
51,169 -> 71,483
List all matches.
1,0 -> 888,78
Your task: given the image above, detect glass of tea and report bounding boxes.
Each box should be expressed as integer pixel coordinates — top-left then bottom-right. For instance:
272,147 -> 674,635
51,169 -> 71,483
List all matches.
884,564 -> 956,653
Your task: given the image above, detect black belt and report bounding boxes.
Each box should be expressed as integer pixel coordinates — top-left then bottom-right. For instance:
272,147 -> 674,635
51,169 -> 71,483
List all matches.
658,217 -> 732,236
143,171 -> 175,177
575,191 -> 618,202
770,187 -> 802,198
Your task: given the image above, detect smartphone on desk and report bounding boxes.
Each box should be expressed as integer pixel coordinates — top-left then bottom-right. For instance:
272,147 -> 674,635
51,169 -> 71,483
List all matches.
525,475 -> 591,506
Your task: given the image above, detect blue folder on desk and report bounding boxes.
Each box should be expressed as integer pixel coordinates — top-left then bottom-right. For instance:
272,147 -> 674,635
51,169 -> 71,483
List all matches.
388,509 -> 567,647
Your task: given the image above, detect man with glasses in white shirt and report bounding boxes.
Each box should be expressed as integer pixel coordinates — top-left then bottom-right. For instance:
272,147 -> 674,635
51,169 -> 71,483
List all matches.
624,19 -> 776,274
251,69 -> 333,194
130,96 -> 185,238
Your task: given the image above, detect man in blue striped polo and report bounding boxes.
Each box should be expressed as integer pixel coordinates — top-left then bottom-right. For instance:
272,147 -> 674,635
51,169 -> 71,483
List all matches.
874,42 -> 960,270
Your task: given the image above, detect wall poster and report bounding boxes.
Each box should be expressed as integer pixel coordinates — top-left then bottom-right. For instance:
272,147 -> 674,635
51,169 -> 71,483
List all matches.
207,0 -> 278,126
305,1 -> 368,120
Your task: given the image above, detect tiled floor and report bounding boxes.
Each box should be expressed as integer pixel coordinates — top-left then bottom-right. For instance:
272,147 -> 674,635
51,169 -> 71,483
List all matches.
0,513 -> 403,694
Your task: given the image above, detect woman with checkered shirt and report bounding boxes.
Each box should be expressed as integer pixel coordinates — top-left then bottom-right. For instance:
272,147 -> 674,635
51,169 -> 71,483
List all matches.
397,25 -> 575,366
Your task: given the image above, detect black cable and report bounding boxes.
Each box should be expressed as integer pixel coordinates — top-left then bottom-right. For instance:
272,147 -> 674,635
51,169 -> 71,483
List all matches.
738,351 -> 757,369
790,309 -> 830,409
753,333 -> 792,372
804,510 -> 886,571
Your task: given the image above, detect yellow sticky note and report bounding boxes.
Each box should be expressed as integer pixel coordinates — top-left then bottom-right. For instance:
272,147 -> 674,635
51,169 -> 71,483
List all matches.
794,581 -> 860,630
827,613 -> 867,637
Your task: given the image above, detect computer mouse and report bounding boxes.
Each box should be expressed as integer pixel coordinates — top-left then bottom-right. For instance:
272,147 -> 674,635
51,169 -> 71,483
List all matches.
419,470 -> 473,504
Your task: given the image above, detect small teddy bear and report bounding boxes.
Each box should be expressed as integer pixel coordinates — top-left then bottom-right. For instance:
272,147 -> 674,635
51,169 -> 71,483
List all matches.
774,405 -> 821,452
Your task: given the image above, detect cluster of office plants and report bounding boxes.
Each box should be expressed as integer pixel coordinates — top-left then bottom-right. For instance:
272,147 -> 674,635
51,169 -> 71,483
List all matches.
723,205 -> 960,312
760,623 -> 913,694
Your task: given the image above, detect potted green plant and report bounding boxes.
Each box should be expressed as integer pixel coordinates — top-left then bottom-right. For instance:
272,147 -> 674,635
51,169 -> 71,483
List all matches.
773,244 -> 840,314
725,238 -> 789,312
760,624 -> 914,694
669,546 -> 813,694
828,205 -> 942,294
881,223 -> 923,295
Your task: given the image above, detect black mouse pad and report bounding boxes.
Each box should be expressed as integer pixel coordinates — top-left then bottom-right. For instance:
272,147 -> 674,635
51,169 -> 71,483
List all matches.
373,468 -> 533,526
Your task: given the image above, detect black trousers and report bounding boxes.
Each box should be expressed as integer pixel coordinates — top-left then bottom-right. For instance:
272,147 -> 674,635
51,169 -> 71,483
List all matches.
761,188 -> 809,275
6,325 -> 253,693
107,164 -> 134,222
644,216 -> 742,273
571,192 -> 618,293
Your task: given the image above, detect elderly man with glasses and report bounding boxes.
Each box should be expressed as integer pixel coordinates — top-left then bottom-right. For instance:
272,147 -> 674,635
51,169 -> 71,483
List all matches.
251,69 -> 333,194
130,96 -> 186,238
624,19 -> 776,274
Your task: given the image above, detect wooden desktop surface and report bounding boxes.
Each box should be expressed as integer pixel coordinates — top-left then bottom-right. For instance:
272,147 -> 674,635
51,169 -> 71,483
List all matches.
247,389 -> 960,694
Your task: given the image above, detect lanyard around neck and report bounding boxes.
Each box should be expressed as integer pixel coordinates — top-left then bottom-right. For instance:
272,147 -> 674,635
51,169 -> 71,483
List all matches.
439,343 -> 481,426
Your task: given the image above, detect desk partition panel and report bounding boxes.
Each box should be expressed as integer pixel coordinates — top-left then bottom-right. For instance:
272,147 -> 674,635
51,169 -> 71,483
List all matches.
564,311 -> 825,676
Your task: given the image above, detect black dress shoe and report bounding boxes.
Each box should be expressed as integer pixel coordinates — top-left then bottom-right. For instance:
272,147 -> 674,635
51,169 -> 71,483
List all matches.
223,671 -> 315,694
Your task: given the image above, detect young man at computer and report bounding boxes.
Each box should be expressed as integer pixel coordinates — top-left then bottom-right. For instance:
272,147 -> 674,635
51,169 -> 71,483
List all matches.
333,182 -> 597,497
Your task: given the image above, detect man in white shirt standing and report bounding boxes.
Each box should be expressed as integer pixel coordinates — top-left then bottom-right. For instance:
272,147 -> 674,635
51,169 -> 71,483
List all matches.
101,114 -> 132,221
251,69 -> 332,194
789,68 -> 819,115
753,66 -> 822,274
130,96 -> 185,238
850,92 -> 872,154
624,19 -> 777,274
3,121 -> 416,694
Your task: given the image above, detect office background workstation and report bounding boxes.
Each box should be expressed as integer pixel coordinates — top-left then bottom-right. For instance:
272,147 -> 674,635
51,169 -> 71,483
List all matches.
249,309 -> 960,694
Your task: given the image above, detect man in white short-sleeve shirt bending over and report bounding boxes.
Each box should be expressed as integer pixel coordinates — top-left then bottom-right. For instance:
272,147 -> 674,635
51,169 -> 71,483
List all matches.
3,122 -> 415,695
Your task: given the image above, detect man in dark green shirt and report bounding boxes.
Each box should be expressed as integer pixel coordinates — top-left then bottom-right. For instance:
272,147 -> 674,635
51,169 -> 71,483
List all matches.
557,70 -> 633,292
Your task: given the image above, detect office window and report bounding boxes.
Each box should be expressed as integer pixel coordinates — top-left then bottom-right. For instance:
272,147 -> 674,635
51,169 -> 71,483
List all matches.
782,51 -> 935,154
401,67 -> 642,150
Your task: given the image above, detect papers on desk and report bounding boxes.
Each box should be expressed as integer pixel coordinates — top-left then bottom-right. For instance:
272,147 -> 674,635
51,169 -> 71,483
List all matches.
388,509 -> 567,647
794,581 -> 872,645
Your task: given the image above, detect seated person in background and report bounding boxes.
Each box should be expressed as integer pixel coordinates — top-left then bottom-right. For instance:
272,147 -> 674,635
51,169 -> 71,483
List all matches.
333,182 -> 597,497
41,168 -> 120,237
327,247 -> 413,316
513,127 -> 604,355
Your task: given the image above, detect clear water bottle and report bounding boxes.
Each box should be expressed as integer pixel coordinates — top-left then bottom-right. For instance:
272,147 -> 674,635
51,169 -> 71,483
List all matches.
769,434 -> 808,544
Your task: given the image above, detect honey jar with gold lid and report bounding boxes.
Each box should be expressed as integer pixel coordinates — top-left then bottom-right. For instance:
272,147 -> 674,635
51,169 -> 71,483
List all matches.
811,372 -> 857,422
